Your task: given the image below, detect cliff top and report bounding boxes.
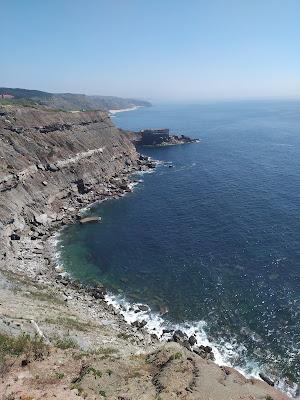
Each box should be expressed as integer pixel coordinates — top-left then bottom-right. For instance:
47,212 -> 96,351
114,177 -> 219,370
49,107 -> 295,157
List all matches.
0,87 -> 151,111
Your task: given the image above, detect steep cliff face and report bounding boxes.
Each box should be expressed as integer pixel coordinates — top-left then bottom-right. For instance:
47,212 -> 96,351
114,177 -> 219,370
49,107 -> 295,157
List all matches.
0,105 -> 139,248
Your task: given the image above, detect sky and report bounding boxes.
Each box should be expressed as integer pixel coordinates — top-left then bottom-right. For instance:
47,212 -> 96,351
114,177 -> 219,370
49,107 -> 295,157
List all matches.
1,0 -> 300,101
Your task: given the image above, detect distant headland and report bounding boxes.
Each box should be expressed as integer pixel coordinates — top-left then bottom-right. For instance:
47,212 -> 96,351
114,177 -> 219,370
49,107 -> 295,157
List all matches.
0,87 -> 151,112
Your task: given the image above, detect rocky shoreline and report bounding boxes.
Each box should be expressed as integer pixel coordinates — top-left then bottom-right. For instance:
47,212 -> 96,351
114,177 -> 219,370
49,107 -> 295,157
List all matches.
0,104 -> 289,399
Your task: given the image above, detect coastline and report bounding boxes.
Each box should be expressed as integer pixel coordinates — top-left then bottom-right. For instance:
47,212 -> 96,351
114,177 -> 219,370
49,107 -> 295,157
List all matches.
0,105 -> 292,399
0,160 -> 291,399
109,105 -> 142,115
52,165 -> 296,399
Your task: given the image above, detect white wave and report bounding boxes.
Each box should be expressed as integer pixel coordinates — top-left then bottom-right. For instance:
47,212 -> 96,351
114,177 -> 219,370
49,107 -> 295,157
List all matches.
105,291 -> 298,398
109,106 -> 142,115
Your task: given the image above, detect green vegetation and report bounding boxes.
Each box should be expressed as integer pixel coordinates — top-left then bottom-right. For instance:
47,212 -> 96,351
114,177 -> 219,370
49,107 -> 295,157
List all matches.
265,396 -> 274,400
94,346 -> 118,356
86,367 -> 102,378
170,352 -> 182,361
99,390 -> 107,397
0,87 -> 151,111
0,332 -> 48,372
55,371 -> 65,379
117,332 -> 133,340
0,98 -> 40,108
54,336 -> 78,350
25,289 -> 64,305
45,315 -> 93,332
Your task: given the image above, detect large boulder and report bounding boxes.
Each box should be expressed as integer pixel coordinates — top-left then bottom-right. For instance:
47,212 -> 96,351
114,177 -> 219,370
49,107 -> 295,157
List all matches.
173,330 -> 188,343
46,163 -> 59,172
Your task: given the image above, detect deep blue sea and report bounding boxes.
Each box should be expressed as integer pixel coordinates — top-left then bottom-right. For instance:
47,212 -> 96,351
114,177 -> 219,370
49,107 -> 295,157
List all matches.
59,101 -> 300,395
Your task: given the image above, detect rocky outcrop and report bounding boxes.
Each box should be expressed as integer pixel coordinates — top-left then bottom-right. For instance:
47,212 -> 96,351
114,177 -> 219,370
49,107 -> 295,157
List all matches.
0,105 -> 140,255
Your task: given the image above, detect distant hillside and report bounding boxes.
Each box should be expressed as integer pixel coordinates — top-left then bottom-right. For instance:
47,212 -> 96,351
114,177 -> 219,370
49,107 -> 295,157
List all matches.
0,87 -> 151,111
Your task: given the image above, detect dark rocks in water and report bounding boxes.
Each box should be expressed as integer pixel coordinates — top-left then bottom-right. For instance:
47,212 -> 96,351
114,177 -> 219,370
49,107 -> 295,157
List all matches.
89,284 -> 107,300
146,162 -> 156,169
79,216 -> 101,224
159,305 -> 169,316
10,233 -> 20,240
188,335 -> 197,346
138,128 -> 198,147
162,329 -> 174,335
193,345 -> 215,360
132,320 -> 147,329
259,373 -> 275,387
168,165 -> 173,168
137,304 -> 149,312
173,330 -> 188,343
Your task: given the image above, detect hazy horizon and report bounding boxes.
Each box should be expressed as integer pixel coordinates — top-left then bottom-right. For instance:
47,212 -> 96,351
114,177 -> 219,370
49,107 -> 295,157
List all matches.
2,0 -> 300,102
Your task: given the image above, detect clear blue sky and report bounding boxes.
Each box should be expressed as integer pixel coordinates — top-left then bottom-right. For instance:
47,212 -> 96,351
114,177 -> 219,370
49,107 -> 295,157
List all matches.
2,0 -> 300,101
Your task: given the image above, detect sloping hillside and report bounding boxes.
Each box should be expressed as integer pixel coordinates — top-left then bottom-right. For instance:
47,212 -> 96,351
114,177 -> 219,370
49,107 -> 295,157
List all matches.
0,87 -> 151,111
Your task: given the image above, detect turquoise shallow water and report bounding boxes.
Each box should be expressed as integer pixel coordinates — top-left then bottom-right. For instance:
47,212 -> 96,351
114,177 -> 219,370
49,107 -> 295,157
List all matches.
59,101 -> 300,393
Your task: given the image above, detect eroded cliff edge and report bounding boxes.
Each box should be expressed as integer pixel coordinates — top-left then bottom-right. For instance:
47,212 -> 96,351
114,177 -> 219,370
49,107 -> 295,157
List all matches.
0,105 -> 288,400
0,105 -> 141,248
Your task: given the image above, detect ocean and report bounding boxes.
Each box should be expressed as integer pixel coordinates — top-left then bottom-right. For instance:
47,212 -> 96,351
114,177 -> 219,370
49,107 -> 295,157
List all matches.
58,101 -> 300,397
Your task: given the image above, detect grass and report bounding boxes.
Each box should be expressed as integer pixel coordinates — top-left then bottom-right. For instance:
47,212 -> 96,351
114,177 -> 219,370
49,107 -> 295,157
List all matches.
94,347 -> 118,356
117,332 -> 133,340
25,289 -> 64,305
45,316 -> 93,332
54,337 -> 78,350
55,371 -> 65,379
0,332 -> 48,373
169,352 -> 182,361
86,367 -> 102,378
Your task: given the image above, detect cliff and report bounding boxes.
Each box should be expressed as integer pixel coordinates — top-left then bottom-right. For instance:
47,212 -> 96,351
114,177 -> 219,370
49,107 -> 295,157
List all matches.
0,105 -> 141,250
0,105 -> 288,400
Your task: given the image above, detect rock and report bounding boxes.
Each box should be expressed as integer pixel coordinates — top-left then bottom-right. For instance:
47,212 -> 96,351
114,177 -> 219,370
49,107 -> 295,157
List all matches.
173,330 -> 188,343
137,304 -> 149,312
162,329 -> 174,335
259,373 -> 275,387
132,320 -> 147,329
47,163 -> 59,172
90,285 -> 106,300
151,333 -> 159,341
34,213 -> 48,225
146,162 -> 156,169
159,305 -> 169,316
36,163 -> 45,170
79,216 -> 101,224
10,233 -> 20,240
182,340 -> 192,351
188,335 -> 197,346
193,345 -> 215,360
42,181 -> 48,186
21,359 -> 29,367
